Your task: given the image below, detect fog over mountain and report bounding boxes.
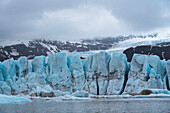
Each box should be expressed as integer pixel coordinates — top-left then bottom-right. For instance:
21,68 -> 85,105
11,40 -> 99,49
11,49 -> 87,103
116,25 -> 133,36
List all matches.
0,0 -> 170,41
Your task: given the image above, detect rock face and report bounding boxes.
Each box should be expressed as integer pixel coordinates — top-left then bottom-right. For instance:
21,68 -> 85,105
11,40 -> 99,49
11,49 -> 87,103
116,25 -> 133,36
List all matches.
0,51 -> 169,96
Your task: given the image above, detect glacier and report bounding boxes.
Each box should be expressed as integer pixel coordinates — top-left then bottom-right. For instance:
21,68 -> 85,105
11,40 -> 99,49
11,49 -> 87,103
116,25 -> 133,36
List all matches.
0,51 -> 170,97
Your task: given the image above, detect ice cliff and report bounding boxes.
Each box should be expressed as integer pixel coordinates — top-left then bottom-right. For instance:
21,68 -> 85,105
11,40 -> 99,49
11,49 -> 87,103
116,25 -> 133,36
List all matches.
0,51 -> 169,96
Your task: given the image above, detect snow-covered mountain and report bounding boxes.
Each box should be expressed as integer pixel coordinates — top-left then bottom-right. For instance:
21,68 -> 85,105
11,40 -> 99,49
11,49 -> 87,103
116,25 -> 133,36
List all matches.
0,33 -> 169,61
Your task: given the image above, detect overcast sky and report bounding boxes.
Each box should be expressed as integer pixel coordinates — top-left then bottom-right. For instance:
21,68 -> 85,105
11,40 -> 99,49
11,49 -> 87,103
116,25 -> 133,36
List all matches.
0,0 -> 170,41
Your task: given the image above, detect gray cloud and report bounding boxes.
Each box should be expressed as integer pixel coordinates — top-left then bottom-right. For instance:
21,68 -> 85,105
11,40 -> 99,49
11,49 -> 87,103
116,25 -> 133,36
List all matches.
0,0 -> 170,41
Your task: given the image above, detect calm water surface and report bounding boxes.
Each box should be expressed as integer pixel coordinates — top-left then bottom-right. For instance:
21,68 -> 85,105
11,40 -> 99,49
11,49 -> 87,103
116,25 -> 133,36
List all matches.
0,98 -> 170,113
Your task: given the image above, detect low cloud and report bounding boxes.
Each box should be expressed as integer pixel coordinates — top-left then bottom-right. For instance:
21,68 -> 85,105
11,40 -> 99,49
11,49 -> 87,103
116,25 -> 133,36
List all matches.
0,0 -> 170,41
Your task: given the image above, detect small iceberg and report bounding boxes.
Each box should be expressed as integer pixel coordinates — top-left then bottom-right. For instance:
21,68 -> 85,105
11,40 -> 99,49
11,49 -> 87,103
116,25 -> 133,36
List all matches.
0,94 -> 32,103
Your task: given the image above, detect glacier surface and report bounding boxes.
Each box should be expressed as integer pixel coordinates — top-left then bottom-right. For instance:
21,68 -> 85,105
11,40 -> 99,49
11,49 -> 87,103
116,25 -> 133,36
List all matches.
0,51 -> 169,97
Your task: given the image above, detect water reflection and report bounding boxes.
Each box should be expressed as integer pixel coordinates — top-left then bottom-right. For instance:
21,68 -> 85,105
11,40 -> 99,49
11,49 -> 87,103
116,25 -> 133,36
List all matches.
0,98 -> 170,113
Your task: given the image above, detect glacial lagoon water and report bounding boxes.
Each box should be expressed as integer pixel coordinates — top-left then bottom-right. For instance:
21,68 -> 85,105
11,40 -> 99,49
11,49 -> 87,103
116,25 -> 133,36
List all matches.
0,98 -> 170,113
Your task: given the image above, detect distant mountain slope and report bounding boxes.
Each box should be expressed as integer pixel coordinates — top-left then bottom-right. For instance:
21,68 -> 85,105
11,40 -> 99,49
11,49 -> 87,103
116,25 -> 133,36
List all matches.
0,33 -> 169,62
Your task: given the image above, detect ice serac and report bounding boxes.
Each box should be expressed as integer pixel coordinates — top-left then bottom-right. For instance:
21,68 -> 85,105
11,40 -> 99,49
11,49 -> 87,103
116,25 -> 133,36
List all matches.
1,58 -> 16,81
32,56 -> 46,75
0,63 -> 4,81
123,54 -> 165,94
28,60 -> 32,72
124,54 -> 150,94
67,54 -> 85,92
84,51 -> 111,95
24,56 -> 47,90
47,53 -> 72,92
107,52 -> 129,95
0,81 -> 11,95
145,55 -> 165,89
25,72 -> 47,91
16,56 -> 28,77
6,76 -> 28,95
166,60 -> 170,90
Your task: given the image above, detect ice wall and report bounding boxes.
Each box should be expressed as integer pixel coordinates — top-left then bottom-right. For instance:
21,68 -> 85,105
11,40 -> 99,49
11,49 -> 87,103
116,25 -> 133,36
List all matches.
107,52 -> 129,95
166,60 -> 170,90
47,53 -> 72,92
123,54 -> 165,94
84,51 -> 111,95
0,51 -> 169,96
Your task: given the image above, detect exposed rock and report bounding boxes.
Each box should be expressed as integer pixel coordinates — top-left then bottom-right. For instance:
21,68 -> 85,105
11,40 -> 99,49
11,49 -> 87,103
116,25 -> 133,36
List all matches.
139,89 -> 153,95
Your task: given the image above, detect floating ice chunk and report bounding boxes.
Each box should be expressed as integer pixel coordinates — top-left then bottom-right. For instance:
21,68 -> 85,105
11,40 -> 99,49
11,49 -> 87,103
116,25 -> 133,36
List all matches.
30,85 -> 55,97
54,90 -> 63,97
72,90 -> 89,97
0,94 -> 32,103
151,89 -> 170,94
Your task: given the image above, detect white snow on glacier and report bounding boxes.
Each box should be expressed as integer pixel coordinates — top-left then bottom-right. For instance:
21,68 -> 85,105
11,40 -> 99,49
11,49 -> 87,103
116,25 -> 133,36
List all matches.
0,51 -> 170,98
